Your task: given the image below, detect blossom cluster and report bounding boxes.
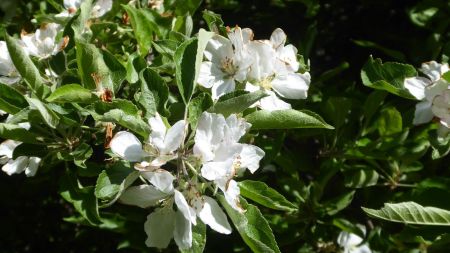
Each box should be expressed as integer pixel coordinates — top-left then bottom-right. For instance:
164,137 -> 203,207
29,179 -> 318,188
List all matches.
198,26 -> 311,111
404,61 -> 450,134
109,112 -> 264,249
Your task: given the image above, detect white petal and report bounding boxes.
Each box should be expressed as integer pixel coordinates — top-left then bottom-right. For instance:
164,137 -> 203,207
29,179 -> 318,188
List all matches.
224,114 -> 250,143
194,112 -> 226,161
144,208 -> 175,248
272,72 -> 310,99
141,170 -> 175,194
0,140 -> 21,158
413,101 -> 433,125
2,156 -> 28,175
211,78 -> 235,100
204,35 -> 234,65
420,61 -> 449,82
197,196 -> 232,234
174,190 -> 196,225
197,61 -> 218,89
173,209 -> 192,250
200,159 -> 233,181
110,131 -> 144,162
149,113 -> 167,152
221,179 -> 243,212
119,185 -> 168,208
259,91 -> 292,111
25,157 -> 41,177
404,77 -> 430,100
247,41 -> 277,81
425,79 -> 449,101
239,144 -> 265,173
161,120 -> 186,154
270,28 -> 287,50
275,44 -> 299,73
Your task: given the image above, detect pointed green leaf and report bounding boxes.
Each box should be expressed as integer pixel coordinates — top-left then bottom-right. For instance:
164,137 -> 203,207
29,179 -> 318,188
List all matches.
245,109 -> 334,130
59,172 -> 101,225
0,83 -> 28,114
218,195 -> 281,253
122,4 -> 160,55
138,68 -> 169,118
5,34 -> 45,97
363,202 -> 450,226
239,180 -> 297,211
47,84 -> 96,103
25,97 -> 60,128
0,123 -> 40,143
175,38 -> 198,104
361,56 -> 417,99
209,90 -> 268,117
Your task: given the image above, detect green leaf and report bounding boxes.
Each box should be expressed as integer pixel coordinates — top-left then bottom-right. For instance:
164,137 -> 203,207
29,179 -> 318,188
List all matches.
377,107 -> 403,136
152,39 -> 179,59
353,40 -> 406,61
5,34 -> 46,97
202,10 -> 225,33
96,109 -> 150,138
138,68 -> 169,118
0,123 -> 40,143
95,162 -> 139,207
12,143 -> 48,159
46,84 -> 96,103
218,195 -> 281,253
122,5 -> 160,55
180,222 -> 206,253
188,92 -> 213,130
239,180 -> 297,212
343,168 -> 379,188
174,0 -> 202,15
245,109 -> 334,130
125,53 -> 147,84
362,202 -> 450,226
175,29 -> 214,104
175,38 -> 198,104
323,191 -> 355,215
208,90 -> 268,117
75,40 -> 121,92
25,97 -> 60,128
0,83 -> 28,114
322,97 -> 352,129
59,173 -> 101,225
361,56 -> 417,99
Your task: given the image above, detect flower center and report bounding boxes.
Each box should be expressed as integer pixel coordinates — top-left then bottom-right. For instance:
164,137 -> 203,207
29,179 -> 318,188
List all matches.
220,56 -> 237,77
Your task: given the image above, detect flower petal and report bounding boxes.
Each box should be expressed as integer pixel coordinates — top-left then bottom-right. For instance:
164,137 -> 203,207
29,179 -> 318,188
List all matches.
404,77 -> 430,100
197,196 -> 232,234
200,159 -> 233,181
2,156 -> 28,175
194,112 -> 226,161
221,179 -> 243,212
0,140 -> 20,159
271,72 -> 310,99
119,185 -> 168,208
239,144 -> 265,173
174,190 -> 196,225
144,208 -> 175,248
224,114 -> 250,143
413,101 -> 433,125
25,157 -> 41,177
211,78 -> 235,100
173,209 -> 192,250
141,169 -> 175,194
149,113 -> 167,152
270,28 -> 287,50
259,91 -> 292,111
162,120 -> 186,154
110,131 -> 144,162
420,61 -> 449,82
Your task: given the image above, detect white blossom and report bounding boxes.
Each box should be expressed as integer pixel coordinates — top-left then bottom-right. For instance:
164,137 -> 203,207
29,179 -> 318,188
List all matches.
110,113 -> 186,167
197,27 -> 253,99
0,140 -> 41,177
404,61 -> 450,127
56,0 -> 112,18
337,226 -> 372,253
194,112 -> 264,211
21,23 -> 69,60
119,169 -> 231,250
0,41 -> 21,85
